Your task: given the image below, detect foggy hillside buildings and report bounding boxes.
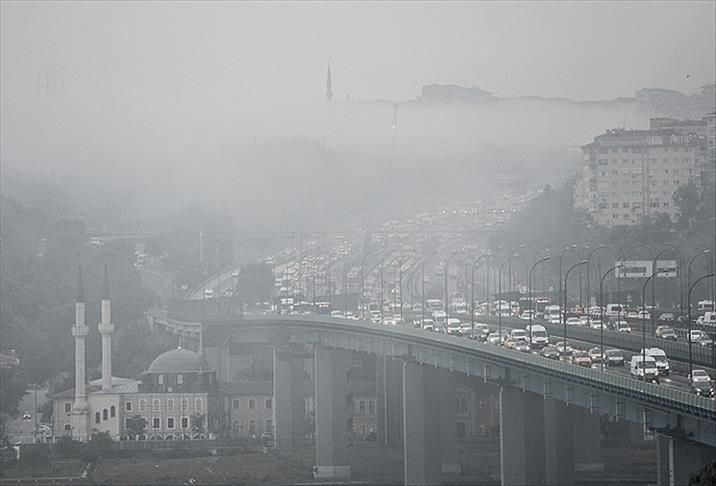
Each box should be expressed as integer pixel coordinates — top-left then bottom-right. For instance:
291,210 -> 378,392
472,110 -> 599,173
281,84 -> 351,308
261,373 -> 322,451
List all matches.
574,115 -> 714,227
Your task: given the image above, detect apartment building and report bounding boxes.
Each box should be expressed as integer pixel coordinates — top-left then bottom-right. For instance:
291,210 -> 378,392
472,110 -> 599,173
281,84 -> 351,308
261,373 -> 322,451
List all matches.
575,119 -> 706,227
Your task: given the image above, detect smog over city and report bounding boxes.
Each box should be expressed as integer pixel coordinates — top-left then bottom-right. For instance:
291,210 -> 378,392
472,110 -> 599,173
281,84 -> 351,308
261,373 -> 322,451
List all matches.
1,2 -> 715,485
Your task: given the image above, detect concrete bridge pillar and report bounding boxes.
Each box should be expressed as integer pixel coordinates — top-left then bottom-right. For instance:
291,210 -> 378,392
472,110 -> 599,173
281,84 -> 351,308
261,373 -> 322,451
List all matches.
439,368 -> 460,475
499,387 -> 545,486
656,434 -> 715,486
402,361 -> 442,486
273,344 -> 306,448
377,356 -> 403,446
544,398 -> 575,486
573,407 -> 603,472
314,348 -> 350,479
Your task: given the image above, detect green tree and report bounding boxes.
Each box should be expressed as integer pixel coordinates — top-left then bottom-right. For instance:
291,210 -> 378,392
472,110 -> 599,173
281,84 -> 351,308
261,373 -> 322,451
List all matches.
0,368 -> 27,418
125,415 -> 147,439
190,413 -> 205,438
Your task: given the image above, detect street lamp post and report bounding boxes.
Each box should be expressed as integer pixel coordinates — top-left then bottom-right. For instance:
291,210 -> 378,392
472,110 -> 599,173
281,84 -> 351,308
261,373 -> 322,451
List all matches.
529,256 -> 551,347
471,255 -> 488,335
360,251 -> 373,320
444,252 -> 464,326
651,247 -> 675,335
559,245 -> 578,316
498,254 -> 519,341
564,260 -> 588,357
687,273 -> 715,377
421,261 -> 426,327
585,245 -> 606,324
641,268 -> 667,382
687,250 -> 711,319
600,264 -> 624,370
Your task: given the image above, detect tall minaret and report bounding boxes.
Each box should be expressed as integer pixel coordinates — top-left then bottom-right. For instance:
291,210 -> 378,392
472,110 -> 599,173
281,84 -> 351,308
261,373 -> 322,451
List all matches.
326,63 -> 333,102
71,266 -> 90,442
98,264 -> 114,391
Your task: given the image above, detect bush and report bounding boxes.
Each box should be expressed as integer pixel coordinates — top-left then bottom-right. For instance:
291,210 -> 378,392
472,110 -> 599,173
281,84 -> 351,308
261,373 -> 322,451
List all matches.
20,444 -> 50,466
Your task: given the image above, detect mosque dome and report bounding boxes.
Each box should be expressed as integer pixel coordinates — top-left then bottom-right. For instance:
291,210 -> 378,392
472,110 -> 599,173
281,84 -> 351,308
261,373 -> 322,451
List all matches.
146,347 -> 211,374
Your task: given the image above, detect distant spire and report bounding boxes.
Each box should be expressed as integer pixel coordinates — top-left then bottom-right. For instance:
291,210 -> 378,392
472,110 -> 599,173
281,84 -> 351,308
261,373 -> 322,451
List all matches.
76,265 -> 85,303
102,264 -> 110,300
326,63 -> 333,102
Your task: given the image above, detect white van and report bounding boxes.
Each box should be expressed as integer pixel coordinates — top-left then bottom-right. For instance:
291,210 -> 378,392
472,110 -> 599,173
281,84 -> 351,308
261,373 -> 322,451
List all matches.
524,324 -> 549,348
630,355 -> 659,383
446,318 -> 462,335
640,348 -> 670,376
605,303 -> 626,318
509,328 -> 528,342
432,311 -> 447,326
697,312 -> 716,328
543,305 -> 561,324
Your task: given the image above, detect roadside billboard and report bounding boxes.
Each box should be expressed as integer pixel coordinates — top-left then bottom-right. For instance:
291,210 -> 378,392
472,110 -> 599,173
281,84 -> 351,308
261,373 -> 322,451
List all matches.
616,260 -> 677,278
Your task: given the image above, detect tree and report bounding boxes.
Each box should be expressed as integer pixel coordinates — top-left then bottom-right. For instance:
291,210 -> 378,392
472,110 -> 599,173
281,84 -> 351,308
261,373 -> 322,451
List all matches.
190,413 -> 205,439
89,431 -> 113,458
0,368 -> 27,418
125,415 -> 147,439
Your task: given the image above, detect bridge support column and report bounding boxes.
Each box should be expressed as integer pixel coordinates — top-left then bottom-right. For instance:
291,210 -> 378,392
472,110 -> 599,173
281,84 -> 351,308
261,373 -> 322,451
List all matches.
656,434 -> 715,486
439,369 -> 460,475
573,407 -> 603,472
315,348 -> 350,479
403,361 -> 442,486
499,387 -> 545,486
377,356 -> 403,446
544,398 -> 575,486
273,344 -> 306,448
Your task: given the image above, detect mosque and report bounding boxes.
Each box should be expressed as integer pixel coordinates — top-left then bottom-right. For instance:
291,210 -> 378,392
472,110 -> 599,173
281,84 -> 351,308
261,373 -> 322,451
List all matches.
51,267 -> 225,442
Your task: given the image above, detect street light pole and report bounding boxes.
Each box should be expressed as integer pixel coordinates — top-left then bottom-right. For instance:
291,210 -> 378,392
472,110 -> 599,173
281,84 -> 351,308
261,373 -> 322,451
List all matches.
444,252 -> 464,326
471,255 -> 487,335
600,264 -> 624,370
559,245 -> 577,315
360,251 -> 373,320
529,256 -> 550,347
687,250 -> 710,319
564,260 -> 588,357
641,269 -> 667,382
687,273 -> 715,377
499,254 -> 519,341
585,245 -> 606,324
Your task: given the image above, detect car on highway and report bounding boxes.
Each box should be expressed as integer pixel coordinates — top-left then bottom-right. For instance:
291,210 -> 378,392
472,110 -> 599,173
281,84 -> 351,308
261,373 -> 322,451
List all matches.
524,324 -> 549,348
487,331 -> 508,346
658,313 -> 675,322
689,330 -> 714,347
589,320 -> 606,330
604,349 -> 625,367
22,411 -> 31,420
467,324 -> 490,342
637,310 -> 651,321
509,329 -> 528,342
655,326 -> 678,341
612,320 -> 632,333
571,350 -> 592,367
539,345 -> 560,360
688,369 -> 714,398
630,355 -> 659,383
519,309 -> 535,321
554,340 -> 573,356
203,288 -> 214,299
588,347 -> 604,363
640,348 -> 670,375
578,316 -> 591,326
566,317 -> 580,326
446,319 -> 462,335
504,339 -> 531,353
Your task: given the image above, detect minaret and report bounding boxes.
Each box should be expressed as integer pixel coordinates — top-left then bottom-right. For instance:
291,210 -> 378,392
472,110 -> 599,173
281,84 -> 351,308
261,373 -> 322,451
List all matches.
71,266 -> 90,442
98,264 -> 114,391
326,63 -> 333,102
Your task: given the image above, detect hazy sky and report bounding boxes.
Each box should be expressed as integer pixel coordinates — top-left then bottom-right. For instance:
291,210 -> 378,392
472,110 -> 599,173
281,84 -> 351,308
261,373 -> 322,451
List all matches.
2,1 -> 715,105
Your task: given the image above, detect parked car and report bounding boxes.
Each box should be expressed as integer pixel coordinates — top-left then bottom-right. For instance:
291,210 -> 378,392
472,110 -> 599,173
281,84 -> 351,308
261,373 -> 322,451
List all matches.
604,349 -> 625,367
540,345 -> 560,360
655,326 -> 677,341
571,350 -> 592,367
688,369 -> 714,398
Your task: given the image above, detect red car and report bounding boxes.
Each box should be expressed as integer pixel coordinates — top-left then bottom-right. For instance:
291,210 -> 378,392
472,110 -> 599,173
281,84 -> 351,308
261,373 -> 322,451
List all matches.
571,351 -> 593,367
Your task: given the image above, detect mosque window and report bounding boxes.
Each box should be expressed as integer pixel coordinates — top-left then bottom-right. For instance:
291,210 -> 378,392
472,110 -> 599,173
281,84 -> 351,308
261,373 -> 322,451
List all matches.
64,402 -> 71,413
138,399 -> 146,411
95,412 -> 100,424
152,399 -> 160,411
110,406 -> 116,418
103,409 -> 108,420
195,398 -> 202,411
167,399 -> 174,412
158,374 -> 164,385
125,401 -> 132,411
181,398 -> 188,411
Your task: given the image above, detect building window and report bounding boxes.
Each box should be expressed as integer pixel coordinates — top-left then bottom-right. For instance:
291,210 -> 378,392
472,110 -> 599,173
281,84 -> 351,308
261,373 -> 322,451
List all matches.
152,399 -> 160,412
359,400 -> 366,415
249,399 -> 255,410
181,398 -> 188,411
65,402 -> 71,413
158,374 -> 164,385
167,418 -> 175,429
265,399 -> 272,409
369,400 -> 375,414
167,399 -> 174,412
177,374 -> 183,384
110,406 -> 116,418
265,420 -> 273,433
103,409 -> 108,420
232,399 -> 240,409
152,418 -> 160,429
195,398 -> 202,411
95,412 -> 101,424
139,399 -> 146,412
181,417 -> 189,429
125,401 -> 132,412
65,424 -> 71,432
249,420 -> 256,435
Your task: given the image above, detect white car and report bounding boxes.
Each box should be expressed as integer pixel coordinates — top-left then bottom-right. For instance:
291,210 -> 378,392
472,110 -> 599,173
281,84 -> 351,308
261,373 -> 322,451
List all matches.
566,317 -> 580,326
614,320 -> 632,333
